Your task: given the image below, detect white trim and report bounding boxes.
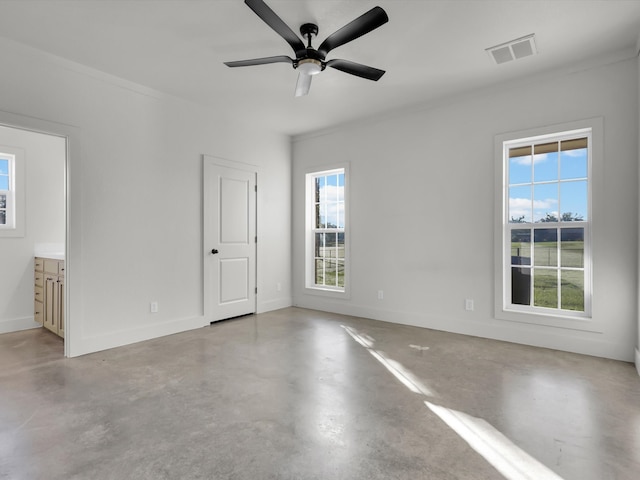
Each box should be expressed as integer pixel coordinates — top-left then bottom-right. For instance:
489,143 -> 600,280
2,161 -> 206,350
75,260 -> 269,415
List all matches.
257,296 -> 293,314
291,298 -> 632,362
503,129 -> 592,318
0,316 -> 41,334
0,146 -> 24,237
494,117 -> 603,333
304,163 -> 350,299
202,155 -> 258,321
0,112 -> 78,359
72,315 -> 207,357
636,349 -> 640,377
202,154 -> 260,173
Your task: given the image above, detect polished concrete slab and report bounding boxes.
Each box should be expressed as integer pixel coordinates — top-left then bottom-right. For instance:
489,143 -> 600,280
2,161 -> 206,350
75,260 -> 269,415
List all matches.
1,307 -> 639,479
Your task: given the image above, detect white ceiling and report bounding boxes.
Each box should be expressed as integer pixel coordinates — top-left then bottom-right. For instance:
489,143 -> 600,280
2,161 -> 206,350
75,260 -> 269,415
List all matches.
1,0 -> 639,136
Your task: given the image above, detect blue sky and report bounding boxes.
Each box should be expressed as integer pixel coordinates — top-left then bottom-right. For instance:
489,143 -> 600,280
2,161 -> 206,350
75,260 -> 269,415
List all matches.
0,159 -> 9,190
509,148 -> 587,222
316,173 -> 345,229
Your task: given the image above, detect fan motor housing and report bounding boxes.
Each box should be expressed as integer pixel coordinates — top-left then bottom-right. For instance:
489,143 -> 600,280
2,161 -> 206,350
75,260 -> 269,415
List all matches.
300,23 -> 318,39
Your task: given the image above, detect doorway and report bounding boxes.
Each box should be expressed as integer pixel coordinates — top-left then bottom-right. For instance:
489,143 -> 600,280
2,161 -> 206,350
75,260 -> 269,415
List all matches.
0,123 -> 66,350
203,156 -> 257,322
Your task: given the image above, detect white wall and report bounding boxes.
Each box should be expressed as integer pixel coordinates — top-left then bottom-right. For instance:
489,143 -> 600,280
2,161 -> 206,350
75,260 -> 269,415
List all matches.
637,50 -> 640,374
0,37 -> 292,356
293,53 -> 639,362
0,126 -> 65,334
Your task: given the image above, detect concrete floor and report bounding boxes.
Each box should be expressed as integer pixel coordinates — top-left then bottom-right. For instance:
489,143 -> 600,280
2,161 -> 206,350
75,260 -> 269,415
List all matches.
1,307 -> 639,480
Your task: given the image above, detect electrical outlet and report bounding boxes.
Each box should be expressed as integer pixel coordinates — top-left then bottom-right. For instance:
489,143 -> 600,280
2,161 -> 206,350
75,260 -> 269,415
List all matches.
276,282 -> 282,292
150,301 -> 158,313
465,299 -> 474,311
378,290 -> 384,300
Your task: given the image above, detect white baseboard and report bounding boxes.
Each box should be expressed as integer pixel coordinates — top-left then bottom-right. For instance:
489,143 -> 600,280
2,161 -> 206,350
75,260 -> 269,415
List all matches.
258,296 -> 293,314
636,349 -> 640,377
293,296 -> 634,362
69,315 -> 207,358
0,316 -> 41,334
68,297 -> 293,358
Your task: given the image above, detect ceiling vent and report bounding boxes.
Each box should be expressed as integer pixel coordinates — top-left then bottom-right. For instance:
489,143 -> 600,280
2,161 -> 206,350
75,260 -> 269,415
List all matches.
486,34 -> 537,65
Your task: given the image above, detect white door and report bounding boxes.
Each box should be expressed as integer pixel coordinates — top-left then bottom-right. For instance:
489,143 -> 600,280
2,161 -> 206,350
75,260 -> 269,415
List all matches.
203,159 -> 256,322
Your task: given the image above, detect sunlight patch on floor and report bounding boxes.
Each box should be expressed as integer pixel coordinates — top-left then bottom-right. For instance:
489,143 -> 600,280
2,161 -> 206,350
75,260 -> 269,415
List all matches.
341,324 -> 565,480
425,401 -> 564,480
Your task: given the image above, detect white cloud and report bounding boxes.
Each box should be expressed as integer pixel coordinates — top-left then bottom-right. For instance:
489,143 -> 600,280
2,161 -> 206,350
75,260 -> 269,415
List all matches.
561,149 -> 586,158
320,184 -> 344,203
512,153 -> 550,166
533,198 -> 557,209
532,153 -> 550,164
509,197 -> 557,219
319,184 -> 345,227
511,156 -> 531,166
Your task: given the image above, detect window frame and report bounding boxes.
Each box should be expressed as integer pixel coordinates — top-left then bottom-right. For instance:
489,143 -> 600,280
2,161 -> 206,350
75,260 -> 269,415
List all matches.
494,118 -> 601,332
0,154 -> 13,228
304,164 -> 350,298
0,146 -> 24,237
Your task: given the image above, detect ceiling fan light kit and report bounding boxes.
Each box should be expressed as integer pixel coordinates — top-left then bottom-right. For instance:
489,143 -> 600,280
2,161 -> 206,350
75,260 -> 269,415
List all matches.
224,0 -> 389,97
297,59 -> 323,76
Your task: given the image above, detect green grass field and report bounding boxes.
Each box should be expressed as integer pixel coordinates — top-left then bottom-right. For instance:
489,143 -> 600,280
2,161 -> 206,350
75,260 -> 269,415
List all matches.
511,241 -> 584,268
315,258 -> 345,288
512,241 -> 584,311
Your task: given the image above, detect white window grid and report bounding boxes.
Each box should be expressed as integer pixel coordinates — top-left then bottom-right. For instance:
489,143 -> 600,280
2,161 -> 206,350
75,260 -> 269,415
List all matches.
0,154 -> 15,229
503,129 -> 592,318
305,167 -> 347,294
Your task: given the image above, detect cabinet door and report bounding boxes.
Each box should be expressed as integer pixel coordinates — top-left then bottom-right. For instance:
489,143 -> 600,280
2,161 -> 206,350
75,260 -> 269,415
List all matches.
34,285 -> 44,305
55,277 -> 64,338
34,300 -> 44,325
44,276 -> 56,332
44,259 -> 58,275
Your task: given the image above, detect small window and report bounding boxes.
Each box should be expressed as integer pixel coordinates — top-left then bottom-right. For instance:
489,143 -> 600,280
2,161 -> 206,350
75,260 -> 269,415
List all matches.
503,130 -> 591,317
306,166 -> 348,294
0,154 -> 15,229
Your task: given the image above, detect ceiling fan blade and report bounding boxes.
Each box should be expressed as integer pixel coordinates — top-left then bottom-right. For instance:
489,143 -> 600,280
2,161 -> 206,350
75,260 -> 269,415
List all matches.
295,73 -> 312,97
325,59 -> 385,81
244,0 -> 306,57
224,55 -> 294,68
317,6 -> 388,57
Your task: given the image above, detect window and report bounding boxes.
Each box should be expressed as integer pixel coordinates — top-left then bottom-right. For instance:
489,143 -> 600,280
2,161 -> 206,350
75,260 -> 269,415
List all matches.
503,129 -> 591,318
306,167 -> 348,294
0,153 -> 15,229
0,146 -> 25,238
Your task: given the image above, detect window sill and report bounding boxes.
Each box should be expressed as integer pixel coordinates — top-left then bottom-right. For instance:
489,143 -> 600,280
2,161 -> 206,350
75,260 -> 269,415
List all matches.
496,307 -> 601,333
304,286 -> 350,300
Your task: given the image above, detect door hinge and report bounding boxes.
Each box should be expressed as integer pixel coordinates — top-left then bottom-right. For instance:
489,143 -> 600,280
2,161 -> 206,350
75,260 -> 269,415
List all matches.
255,287 -> 258,294
254,185 -> 257,192
255,236 -> 257,243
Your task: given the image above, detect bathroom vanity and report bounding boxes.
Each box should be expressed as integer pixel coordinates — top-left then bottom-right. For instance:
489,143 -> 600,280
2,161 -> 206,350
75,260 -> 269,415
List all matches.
34,256 -> 65,338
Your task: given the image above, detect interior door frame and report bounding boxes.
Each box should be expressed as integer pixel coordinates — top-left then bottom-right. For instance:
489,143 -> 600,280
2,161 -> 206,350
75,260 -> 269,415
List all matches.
0,111 -> 78,358
202,155 -> 259,321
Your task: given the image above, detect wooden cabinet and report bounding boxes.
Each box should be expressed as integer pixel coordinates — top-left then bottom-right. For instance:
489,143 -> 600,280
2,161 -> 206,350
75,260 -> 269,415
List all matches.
57,276 -> 65,338
34,260 -> 44,326
35,257 -> 65,338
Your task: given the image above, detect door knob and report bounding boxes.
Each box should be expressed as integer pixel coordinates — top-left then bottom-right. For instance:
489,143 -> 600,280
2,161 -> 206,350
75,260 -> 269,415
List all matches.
211,249 -> 219,254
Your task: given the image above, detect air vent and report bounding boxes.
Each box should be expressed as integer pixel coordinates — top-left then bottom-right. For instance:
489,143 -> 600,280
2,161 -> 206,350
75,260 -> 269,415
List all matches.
486,34 -> 537,65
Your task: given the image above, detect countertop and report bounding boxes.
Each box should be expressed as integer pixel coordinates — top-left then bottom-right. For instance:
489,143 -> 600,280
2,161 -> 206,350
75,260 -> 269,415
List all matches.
35,253 -> 65,261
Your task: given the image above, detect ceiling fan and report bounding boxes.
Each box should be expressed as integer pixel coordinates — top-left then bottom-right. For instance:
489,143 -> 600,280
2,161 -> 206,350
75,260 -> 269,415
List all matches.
224,0 -> 389,97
